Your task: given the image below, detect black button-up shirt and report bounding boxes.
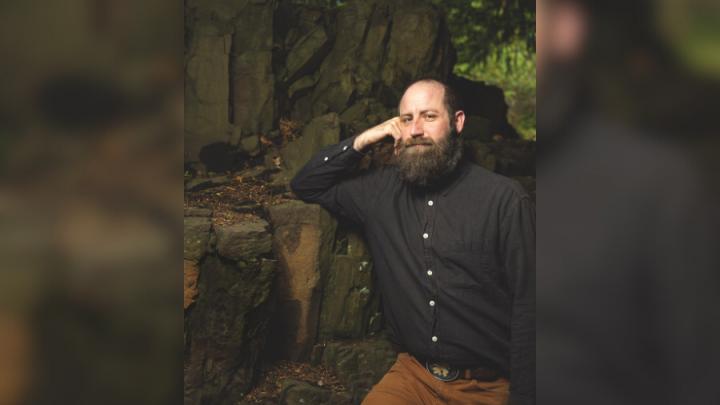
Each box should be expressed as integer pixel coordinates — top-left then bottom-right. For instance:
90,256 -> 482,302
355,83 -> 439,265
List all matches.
290,135 -> 535,403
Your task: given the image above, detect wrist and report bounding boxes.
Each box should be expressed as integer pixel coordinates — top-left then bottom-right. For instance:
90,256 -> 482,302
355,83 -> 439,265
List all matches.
353,135 -> 367,152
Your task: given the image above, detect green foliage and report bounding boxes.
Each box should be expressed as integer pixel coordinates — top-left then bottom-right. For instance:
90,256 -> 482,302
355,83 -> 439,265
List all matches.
434,0 -> 536,140
432,0 -> 535,67
456,41 -> 536,140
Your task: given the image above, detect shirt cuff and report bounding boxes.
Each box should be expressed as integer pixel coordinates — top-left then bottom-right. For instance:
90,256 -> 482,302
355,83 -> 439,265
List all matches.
346,135 -> 368,156
316,136 -> 367,165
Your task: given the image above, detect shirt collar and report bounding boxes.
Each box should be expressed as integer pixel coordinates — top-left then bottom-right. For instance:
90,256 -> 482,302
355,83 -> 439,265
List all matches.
412,158 -> 471,197
440,158 -> 472,196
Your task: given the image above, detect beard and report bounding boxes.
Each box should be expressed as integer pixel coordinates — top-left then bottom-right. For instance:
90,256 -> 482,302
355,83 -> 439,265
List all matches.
394,128 -> 463,187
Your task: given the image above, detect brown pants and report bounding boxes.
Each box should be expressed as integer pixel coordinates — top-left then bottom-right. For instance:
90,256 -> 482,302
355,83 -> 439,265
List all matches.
362,353 -> 510,405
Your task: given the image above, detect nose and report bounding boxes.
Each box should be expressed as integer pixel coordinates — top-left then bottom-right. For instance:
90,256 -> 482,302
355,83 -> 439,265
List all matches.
410,118 -> 423,138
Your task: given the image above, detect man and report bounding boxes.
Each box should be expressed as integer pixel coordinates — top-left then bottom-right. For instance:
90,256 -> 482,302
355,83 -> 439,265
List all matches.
291,79 -> 535,405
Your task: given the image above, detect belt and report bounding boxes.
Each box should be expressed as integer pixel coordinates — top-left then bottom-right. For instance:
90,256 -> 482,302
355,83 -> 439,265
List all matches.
390,343 -> 503,383
413,355 -> 501,382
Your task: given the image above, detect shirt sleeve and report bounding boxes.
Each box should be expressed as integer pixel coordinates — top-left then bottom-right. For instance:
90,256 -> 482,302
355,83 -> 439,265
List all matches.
500,194 -> 536,405
289,135 -> 376,226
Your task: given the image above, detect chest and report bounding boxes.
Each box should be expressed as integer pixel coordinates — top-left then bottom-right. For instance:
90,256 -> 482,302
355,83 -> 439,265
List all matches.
366,188 -> 501,264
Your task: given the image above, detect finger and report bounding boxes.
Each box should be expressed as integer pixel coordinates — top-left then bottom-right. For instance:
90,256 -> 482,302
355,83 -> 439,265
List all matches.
391,122 -> 402,140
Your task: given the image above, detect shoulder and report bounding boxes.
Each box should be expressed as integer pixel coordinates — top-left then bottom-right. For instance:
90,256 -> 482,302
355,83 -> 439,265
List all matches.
348,161 -> 401,194
464,161 -> 530,203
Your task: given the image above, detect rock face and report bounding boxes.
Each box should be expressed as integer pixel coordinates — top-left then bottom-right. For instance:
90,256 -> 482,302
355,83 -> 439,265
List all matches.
184,25 -> 232,164
277,112 -> 341,186
184,211 -> 277,405
185,0 -> 277,166
267,201 -> 338,361
185,0 -> 522,169
319,256 -> 375,339
304,0 -> 453,120
184,260 -> 200,310
317,337 -> 397,403
319,229 -> 380,340
215,219 -> 273,261
279,379 -> 352,405
184,216 -> 212,261
230,1 -> 276,139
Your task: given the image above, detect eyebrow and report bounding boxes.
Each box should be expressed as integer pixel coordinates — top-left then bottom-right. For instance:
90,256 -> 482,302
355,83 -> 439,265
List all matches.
399,109 -> 439,116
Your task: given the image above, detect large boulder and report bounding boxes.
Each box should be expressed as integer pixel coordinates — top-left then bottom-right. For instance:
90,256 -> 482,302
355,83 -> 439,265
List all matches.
267,201 -> 338,361
215,218 -> 273,261
184,216 -> 212,261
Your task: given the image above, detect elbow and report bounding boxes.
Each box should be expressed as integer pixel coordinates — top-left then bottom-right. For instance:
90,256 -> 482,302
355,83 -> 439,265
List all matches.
289,176 -> 303,197
289,176 -> 313,202
289,176 -> 299,195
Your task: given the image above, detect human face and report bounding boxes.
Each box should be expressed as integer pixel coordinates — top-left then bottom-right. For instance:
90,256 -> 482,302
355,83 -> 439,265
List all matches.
398,82 -> 460,154
395,82 -> 465,186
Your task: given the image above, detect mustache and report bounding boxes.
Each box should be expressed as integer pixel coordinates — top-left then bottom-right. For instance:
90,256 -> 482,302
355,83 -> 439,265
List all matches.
403,138 -> 435,147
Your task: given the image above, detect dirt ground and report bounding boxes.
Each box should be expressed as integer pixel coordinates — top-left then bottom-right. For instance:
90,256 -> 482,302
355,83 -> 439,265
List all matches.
241,360 -> 348,404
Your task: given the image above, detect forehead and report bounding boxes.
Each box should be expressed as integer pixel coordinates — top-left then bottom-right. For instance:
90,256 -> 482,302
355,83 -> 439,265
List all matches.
399,82 -> 446,114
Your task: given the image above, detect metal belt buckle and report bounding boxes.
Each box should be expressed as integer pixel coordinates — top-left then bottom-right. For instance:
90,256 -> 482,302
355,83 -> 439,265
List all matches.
425,361 -> 460,382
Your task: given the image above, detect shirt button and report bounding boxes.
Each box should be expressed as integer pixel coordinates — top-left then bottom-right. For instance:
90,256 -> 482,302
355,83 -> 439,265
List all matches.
427,200 -> 434,206
422,233 -> 429,239
431,336 -> 438,343
342,145 -> 348,151
323,156 -> 329,161
427,270 -> 433,276
429,300 -> 435,307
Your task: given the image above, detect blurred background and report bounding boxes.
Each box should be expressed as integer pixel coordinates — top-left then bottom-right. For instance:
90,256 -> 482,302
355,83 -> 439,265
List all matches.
537,0 -> 720,404
0,0 -> 183,404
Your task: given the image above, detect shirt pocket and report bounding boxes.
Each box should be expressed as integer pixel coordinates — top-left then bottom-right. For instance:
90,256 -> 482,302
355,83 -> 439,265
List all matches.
435,238 -> 494,288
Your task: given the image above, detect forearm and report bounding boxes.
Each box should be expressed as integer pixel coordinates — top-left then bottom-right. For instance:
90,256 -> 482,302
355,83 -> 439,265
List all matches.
290,135 -> 365,203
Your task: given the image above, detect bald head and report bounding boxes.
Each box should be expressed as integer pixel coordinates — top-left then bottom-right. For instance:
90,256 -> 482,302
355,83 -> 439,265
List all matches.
399,79 -> 460,124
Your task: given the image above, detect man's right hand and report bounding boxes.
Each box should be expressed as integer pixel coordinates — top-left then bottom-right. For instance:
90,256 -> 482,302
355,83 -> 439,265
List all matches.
353,117 -> 403,154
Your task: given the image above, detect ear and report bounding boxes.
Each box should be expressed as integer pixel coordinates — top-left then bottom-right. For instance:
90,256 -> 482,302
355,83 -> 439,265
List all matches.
453,110 -> 466,135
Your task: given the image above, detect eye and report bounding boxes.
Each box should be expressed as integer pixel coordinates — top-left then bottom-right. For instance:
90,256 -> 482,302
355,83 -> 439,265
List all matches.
401,116 -> 412,123
424,113 -> 437,121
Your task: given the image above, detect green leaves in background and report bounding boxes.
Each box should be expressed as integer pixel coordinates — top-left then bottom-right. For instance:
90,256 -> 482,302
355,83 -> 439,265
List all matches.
433,0 -> 536,140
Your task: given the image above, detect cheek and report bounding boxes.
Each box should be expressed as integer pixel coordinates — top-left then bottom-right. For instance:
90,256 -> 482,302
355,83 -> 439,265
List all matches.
426,123 -> 449,141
